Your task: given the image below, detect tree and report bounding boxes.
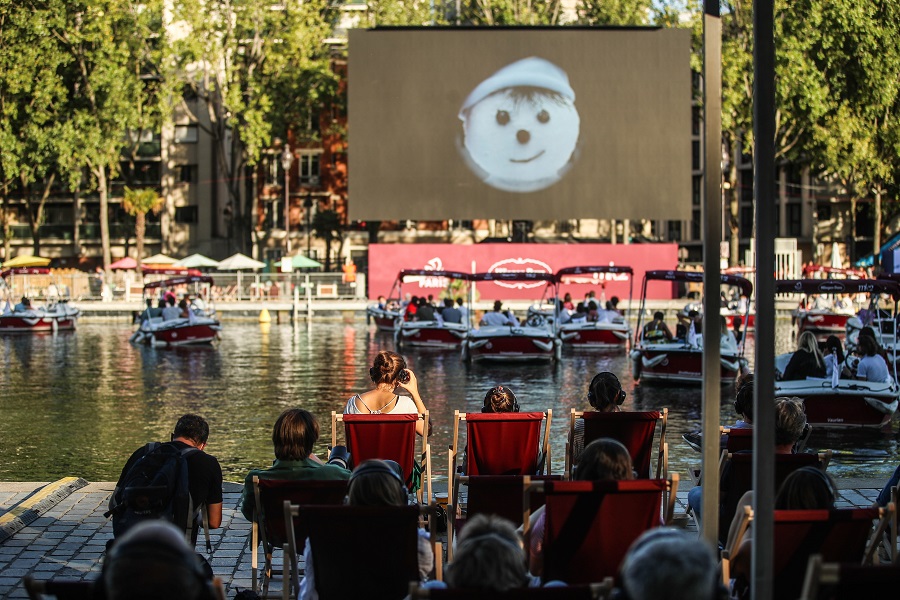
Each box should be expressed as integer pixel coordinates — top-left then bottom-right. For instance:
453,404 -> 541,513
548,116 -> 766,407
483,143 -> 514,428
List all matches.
122,187 -> 165,270
576,0 -> 652,25
0,1 -> 73,256
169,0 -> 338,255
461,0 -> 562,25
52,1 -> 158,271
312,209 -> 343,272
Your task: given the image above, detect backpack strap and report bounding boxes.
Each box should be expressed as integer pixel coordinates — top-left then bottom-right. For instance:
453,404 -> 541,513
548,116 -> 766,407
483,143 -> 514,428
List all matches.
177,445 -> 210,552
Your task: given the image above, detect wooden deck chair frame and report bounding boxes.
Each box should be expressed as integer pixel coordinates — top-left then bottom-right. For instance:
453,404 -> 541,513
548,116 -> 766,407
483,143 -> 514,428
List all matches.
283,502 -> 443,600
23,576 -> 226,600
721,503 -> 895,588
799,553 -> 900,600
446,473 -> 562,562
885,484 -> 899,563
407,579 -> 614,599
250,476 -> 348,597
447,410 -> 552,532
331,410 -> 432,505
564,408 -> 668,481
522,476 -> 678,584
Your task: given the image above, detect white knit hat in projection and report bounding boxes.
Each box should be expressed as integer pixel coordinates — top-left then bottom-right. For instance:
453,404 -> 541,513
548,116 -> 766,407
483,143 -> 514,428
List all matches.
458,57 -> 581,193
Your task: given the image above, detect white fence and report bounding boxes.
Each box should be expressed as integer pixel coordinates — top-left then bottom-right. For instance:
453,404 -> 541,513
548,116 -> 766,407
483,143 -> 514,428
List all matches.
1,271 -> 367,303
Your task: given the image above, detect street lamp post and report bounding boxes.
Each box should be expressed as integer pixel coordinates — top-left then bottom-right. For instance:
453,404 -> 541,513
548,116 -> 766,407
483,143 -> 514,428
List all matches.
281,144 -> 293,255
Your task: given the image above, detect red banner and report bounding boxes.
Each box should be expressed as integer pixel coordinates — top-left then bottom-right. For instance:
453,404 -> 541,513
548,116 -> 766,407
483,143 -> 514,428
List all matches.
368,244 -> 679,300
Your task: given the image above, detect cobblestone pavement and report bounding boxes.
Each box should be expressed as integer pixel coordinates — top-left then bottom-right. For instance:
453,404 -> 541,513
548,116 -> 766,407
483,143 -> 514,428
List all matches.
0,480 -> 887,599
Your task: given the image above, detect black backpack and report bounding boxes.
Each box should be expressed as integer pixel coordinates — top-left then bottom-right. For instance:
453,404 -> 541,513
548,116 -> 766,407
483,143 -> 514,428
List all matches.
106,442 -> 199,540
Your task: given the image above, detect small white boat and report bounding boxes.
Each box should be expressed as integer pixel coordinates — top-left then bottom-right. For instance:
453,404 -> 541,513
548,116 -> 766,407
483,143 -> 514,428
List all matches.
131,275 -> 221,347
554,265 -> 634,349
0,268 -> 79,333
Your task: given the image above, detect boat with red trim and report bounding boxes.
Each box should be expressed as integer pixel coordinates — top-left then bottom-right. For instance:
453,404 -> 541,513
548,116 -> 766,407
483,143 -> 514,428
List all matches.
630,270 -> 752,384
553,265 -> 633,349
393,269 -> 471,349
774,278 -> 899,428
131,275 -> 221,347
462,272 -> 559,363
793,265 -> 865,342
0,268 -> 80,333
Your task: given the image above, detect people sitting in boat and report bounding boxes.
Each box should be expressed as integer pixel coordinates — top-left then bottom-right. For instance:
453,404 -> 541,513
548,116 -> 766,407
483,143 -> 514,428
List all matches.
177,299 -> 190,319
413,297 -> 434,322
780,331 -> 826,380
441,298 -> 462,324
822,335 -> 851,379
606,296 -> 621,315
191,292 -> 208,316
480,301 -> 518,327
562,293 -> 574,311
161,297 -> 181,321
585,292 -> 601,322
556,299 -> 572,325
456,297 -> 468,323
14,297 -> 31,312
643,311 -> 673,342
676,308 -> 702,338
376,295 -> 387,310
569,304 -> 588,323
854,334 -> 891,383
732,315 -> 744,345
404,295 -> 419,321
571,371 -> 627,462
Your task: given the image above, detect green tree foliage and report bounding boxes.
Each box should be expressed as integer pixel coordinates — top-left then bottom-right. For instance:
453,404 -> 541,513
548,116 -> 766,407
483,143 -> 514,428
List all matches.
169,0 -> 338,253
122,187 -> 165,270
576,0 -> 652,25
365,0 -> 440,26
461,0 -> 562,25
0,1 -> 71,256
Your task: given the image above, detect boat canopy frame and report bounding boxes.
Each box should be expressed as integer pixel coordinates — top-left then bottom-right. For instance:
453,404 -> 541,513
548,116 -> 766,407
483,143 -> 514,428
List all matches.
143,275 -> 215,290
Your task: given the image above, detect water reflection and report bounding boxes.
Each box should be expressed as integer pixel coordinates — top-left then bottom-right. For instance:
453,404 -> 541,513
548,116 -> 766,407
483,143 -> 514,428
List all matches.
0,320 -> 897,485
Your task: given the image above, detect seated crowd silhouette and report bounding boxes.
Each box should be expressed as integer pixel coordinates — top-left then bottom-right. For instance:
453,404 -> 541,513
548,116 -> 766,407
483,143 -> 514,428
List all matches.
23,350 -> 900,600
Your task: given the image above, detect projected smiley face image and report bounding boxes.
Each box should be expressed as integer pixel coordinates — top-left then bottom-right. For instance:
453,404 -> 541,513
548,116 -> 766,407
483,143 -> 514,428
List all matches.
458,57 -> 580,193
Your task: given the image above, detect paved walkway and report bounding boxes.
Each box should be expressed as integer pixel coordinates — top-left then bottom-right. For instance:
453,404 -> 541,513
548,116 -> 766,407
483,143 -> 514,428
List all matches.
0,478 -> 887,599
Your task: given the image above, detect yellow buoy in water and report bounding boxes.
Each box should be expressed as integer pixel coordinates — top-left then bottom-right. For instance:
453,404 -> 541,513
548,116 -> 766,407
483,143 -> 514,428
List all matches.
259,308 -> 272,323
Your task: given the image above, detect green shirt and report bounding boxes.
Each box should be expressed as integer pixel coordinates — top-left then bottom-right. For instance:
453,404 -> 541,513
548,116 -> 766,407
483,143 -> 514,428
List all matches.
239,457 -> 350,521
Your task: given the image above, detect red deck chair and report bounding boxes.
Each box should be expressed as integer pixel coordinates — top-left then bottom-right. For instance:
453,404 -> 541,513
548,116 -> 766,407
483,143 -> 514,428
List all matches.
447,474 -> 562,561
718,451 -> 832,544
525,476 -> 679,584
565,409 -> 667,479
285,504 -> 440,600
724,507 -> 891,600
724,427 -> 753,452
332,411 -> 432,504
800,554 -> 900,600
250,477 -> 348,596
407,580 -> 614,599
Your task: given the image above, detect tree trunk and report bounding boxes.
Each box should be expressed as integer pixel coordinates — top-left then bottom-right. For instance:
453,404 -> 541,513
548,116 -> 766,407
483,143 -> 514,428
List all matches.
874,187 -> 882,267
849,196 -> 857,265
135,212 -> 146,271
324,237 -> 332,272
97,167 -> 112,272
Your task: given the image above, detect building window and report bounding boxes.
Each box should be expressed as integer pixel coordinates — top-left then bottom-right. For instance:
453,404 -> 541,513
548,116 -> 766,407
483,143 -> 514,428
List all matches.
692,140 -> 701,171
786,202 -> 802,237
667,220 -> 682,242
175,206 -> 198,224
817,202 -> 831,221
175,165 -> 197,184
692,106 -> 701,136
691,209 -> 701,240
692,175 -> 702,206
134,162 -> 161,185
740,169 -> 754,204
264,155 -> 280,186
298,153 -> 321,183
174,125 -> 198,143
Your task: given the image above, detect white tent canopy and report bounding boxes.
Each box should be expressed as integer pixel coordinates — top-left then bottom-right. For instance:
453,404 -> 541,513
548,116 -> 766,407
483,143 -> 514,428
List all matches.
216,253 -> 266,271
180,253 -> 221,269
143,253 -> 180,265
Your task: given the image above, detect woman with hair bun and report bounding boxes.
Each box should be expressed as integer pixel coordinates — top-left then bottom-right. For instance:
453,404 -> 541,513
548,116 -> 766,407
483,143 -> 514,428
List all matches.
345,350 -> 428,435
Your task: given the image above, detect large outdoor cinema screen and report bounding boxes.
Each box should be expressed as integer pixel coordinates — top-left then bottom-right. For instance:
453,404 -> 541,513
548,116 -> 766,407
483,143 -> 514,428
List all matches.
348,28 -> 692,222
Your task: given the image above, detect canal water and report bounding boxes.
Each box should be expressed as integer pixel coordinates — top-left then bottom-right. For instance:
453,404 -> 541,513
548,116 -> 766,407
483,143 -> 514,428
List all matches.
1,320 -> 898,486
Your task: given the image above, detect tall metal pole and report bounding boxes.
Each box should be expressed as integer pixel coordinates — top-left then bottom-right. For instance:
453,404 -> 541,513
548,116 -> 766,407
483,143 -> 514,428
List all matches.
281,144 -> 293,255
306,191 -> 313,259
701,0 -> 723,547
752,0 -> 777,598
